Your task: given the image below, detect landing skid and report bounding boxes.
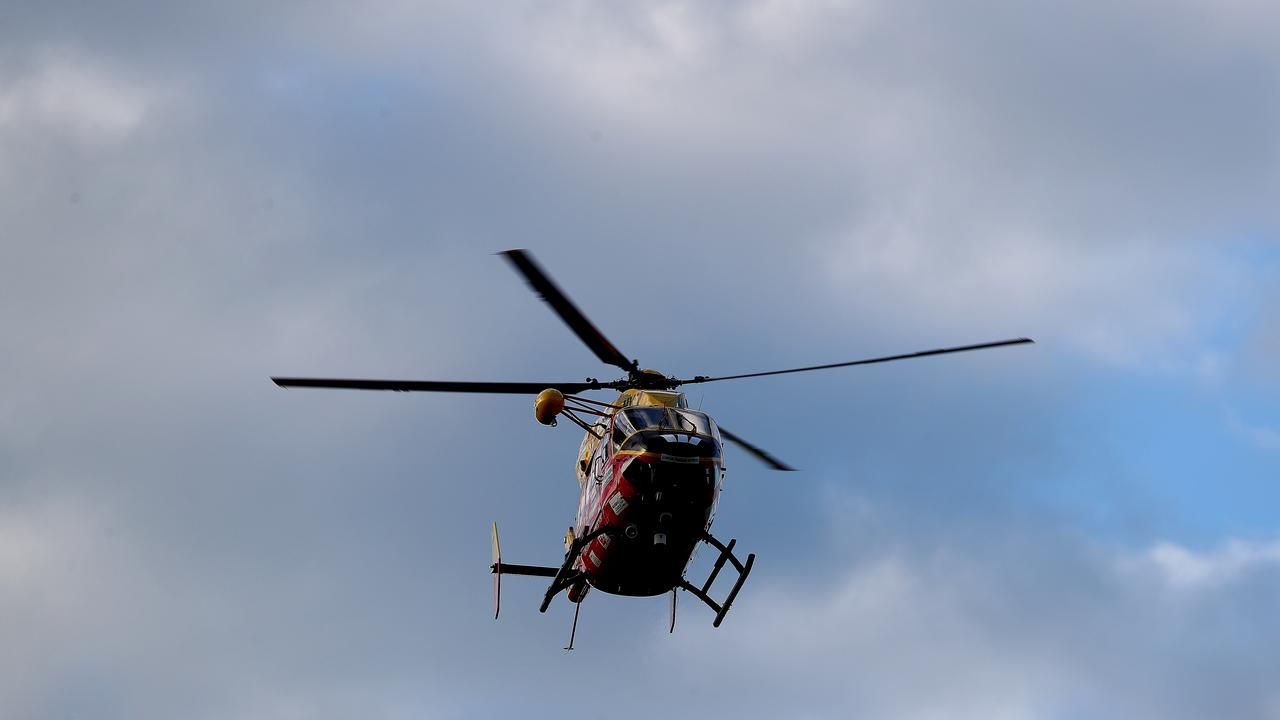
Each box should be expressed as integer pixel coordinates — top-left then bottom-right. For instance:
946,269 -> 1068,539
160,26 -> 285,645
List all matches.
677,532 -> 755,628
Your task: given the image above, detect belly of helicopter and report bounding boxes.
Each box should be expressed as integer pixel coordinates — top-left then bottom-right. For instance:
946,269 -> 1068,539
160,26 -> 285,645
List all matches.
576,454 -> 721,597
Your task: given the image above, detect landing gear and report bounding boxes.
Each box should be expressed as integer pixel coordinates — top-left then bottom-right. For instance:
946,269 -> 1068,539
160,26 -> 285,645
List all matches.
539,525 -> 613,613
492,522 -> 755,643
564,599 -> 582,651
677,532 -> 755,628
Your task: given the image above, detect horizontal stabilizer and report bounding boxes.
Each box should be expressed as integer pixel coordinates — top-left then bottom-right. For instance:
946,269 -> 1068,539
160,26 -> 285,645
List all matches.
491,563 -> 559,577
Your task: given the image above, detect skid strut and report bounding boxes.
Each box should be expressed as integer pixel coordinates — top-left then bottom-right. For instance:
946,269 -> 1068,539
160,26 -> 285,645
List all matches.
677,532 -> 755,627
565,600 -> 582,651
539,525 -> 613,613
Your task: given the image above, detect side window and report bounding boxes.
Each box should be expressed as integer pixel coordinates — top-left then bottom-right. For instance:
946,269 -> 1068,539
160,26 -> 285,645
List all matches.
577,422 -> 605,481
590,426 -> 609,481
613,410 -> 637,448
595,421 -> 609,460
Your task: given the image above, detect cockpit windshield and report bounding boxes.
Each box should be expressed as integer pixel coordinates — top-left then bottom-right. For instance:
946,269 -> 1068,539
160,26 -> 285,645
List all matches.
614,407 -> 719,441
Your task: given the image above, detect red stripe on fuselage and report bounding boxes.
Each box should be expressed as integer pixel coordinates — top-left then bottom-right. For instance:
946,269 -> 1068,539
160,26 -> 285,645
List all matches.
573,453 -> 722,596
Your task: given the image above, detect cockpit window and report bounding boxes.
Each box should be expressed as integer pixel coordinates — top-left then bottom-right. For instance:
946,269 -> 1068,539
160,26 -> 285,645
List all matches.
614,408 -> 719,441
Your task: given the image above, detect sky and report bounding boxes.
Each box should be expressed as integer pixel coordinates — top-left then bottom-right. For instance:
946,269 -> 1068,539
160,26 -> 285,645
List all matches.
2,1 -> 1279,718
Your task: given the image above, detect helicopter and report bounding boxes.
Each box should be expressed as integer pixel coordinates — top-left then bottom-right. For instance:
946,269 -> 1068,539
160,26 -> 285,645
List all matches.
272,249 -> 1032,649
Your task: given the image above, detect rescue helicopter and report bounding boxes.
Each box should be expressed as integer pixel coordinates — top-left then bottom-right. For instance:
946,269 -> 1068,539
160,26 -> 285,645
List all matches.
272,250 -> 1032,649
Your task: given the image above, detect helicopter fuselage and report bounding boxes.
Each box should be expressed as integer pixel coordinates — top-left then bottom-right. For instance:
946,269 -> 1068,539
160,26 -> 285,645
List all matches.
568,391 -> 724,599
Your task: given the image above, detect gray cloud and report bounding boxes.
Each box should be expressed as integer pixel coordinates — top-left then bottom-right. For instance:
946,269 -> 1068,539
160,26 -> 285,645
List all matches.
661,527 -> 1280,720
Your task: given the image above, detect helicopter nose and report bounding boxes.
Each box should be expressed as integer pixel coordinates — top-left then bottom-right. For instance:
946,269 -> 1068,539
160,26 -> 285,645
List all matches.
620,432 -> 719,495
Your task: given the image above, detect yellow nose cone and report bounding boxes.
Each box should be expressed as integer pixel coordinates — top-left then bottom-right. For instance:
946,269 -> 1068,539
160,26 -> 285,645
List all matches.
534,388 -> 566,426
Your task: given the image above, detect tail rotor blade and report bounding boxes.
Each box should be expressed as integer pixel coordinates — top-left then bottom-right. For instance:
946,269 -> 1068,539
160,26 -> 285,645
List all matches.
491,522 -> 502,620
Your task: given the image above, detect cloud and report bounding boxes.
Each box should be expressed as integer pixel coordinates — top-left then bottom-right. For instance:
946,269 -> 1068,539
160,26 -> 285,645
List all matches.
1226,413 -> 1280,453
0,52 -> 153,143
271,0 -> 1277,372
663,529 -> 1280,720
1148,537 -> 1280,587
2,2 -> 1279,719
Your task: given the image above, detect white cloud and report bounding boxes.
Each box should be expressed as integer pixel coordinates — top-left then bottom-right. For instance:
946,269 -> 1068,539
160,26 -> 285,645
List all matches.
1147,537 -> 1280,587
277,0 -> 1276,371
663,532 -> 1280,719
1228,416 -> 1280,453
824,222 -> 1241,370
0,53 -> 153,143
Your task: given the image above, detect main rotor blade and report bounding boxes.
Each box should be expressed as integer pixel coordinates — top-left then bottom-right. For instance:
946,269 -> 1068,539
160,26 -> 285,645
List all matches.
271,377 -> 604,394
719,427 -> 796,472
500,249 -> 636,372
678,338 -> 1034,385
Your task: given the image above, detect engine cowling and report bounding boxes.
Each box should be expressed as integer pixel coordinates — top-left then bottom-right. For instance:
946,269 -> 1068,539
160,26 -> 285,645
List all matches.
533,388 -> 565,426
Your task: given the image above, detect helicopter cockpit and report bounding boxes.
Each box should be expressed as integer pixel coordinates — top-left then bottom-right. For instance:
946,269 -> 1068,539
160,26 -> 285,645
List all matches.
611,407 -> 721,450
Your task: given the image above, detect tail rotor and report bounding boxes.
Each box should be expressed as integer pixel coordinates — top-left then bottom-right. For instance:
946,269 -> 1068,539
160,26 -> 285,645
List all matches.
491,522 -> 502,619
